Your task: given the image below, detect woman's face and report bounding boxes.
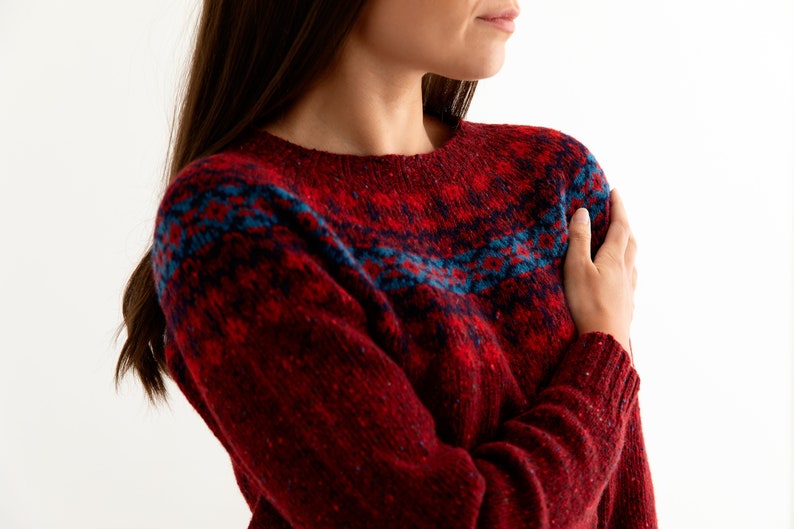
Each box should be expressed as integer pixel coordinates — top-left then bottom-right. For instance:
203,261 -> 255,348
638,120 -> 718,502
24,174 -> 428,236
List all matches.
349,0 -> 520,80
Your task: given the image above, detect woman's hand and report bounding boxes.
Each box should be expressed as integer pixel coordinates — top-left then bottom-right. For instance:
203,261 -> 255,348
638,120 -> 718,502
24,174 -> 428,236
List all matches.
563,189 -> 637,355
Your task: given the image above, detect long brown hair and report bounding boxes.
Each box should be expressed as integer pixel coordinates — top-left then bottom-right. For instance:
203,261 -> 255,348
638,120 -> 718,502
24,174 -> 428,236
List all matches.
116,0 -> 478,402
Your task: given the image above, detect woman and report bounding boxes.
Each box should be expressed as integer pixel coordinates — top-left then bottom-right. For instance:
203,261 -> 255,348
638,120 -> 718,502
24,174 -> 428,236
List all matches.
117,0 -> 657,527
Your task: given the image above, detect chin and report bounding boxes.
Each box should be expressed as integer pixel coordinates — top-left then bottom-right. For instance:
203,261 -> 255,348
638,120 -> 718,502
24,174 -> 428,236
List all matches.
449,53 -> 507,81
476,59 -> 507,80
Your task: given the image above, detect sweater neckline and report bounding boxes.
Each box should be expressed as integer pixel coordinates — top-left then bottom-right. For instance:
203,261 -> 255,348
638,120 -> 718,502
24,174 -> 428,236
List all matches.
237,118 -> 479,193
248,117 -> 467,163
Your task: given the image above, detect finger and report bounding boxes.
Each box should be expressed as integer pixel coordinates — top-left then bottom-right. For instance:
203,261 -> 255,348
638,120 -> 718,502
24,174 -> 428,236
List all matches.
625,232 -> 638,268
599,190 -> 631,258
565,208 -> 593,269
609,188 -> 630,228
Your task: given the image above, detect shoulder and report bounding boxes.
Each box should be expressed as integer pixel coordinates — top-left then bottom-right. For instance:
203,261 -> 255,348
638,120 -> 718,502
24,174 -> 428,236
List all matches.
462,121 -> 606,194
159,150 -> 287,212
463,121 -> 611,238
155,149 -> 306,242
152,151 -> 299,299
462,121 -> 595,166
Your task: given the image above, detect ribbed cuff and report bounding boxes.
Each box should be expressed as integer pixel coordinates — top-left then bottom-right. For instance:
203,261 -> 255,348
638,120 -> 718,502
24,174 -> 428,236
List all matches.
549,332 -> 640,415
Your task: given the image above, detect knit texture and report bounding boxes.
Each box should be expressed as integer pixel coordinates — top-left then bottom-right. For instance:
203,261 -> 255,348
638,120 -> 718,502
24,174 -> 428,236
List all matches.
152,120 -> 657,528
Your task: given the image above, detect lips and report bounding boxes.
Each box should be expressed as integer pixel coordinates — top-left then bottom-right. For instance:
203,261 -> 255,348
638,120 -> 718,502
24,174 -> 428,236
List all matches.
477,8 -> 520,33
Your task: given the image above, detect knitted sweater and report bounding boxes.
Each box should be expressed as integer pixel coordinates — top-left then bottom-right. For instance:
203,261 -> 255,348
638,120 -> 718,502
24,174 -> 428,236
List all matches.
152,120 -> 657,529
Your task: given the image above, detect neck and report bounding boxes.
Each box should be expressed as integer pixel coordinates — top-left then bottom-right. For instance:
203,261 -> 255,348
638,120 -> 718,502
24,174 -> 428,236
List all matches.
264,44 -> 451,156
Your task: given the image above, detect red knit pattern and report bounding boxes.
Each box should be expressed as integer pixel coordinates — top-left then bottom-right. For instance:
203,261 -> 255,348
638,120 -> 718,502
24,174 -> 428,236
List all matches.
152,121 -> 657,528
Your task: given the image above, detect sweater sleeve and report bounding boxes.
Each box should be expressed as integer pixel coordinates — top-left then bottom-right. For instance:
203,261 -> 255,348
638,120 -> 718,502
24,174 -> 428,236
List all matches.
153,156 -> 640,529
554,139 -> 658,525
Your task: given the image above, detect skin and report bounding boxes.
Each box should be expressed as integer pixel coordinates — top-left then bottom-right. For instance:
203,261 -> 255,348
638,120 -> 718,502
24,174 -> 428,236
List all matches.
266,0 -> 519,155
265,0 -> 638,356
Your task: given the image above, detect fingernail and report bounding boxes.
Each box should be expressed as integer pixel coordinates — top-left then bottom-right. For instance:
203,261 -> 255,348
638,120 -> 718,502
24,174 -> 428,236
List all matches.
572,208 -> 590,224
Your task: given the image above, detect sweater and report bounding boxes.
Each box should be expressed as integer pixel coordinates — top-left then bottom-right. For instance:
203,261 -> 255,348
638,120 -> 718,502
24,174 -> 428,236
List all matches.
152,120 -> 657,529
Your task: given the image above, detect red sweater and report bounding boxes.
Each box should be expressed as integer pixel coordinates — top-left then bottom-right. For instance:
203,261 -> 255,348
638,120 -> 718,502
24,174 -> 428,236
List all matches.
152,120 -> 657,528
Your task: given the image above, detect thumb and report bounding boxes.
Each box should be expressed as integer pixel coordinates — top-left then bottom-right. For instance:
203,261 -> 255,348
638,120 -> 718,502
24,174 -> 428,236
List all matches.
566,208 -> 592,266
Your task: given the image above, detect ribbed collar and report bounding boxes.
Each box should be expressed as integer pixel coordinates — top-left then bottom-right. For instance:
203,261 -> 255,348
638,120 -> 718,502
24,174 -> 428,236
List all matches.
235,119 -> 488,195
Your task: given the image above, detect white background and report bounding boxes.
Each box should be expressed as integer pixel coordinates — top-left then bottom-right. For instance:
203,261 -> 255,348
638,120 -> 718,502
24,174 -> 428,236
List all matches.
1,1 -> 792,528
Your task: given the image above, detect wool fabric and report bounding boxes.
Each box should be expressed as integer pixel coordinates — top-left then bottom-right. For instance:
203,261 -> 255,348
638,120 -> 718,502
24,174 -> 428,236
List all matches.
152,120 -> 657,528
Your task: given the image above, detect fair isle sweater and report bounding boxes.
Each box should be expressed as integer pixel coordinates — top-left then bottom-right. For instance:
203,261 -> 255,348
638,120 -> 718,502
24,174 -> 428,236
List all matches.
152,120 -> 657,528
